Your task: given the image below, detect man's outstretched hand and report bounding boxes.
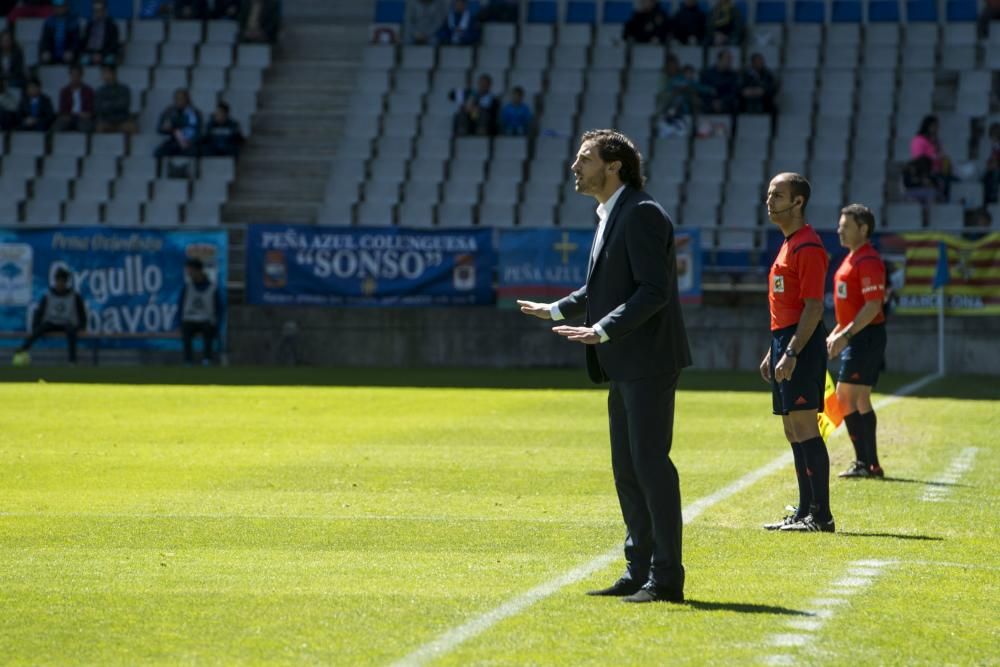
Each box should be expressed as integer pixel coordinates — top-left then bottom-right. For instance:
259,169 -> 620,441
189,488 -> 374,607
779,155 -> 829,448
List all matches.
552,325 -> 601,345
517,300 -> 552,320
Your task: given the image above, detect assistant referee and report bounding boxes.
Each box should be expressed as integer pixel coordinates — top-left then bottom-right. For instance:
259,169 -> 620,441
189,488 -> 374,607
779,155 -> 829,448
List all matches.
760,173 -> 835,533
826,204 -> 888,479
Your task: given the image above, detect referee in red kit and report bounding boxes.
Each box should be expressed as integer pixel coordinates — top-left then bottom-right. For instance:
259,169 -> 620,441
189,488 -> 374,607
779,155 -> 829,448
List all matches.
826,204 -> 888,479
760,173 -> 835,533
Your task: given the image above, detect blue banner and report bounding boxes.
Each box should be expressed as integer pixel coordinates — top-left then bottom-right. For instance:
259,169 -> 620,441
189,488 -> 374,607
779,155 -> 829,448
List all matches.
497,227 -> 702,305
0,227 -> 228,349
245,225 -> 496,306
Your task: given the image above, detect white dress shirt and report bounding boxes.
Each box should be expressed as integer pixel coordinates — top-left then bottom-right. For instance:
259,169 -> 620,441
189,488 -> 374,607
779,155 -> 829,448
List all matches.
549,184 -> 626,343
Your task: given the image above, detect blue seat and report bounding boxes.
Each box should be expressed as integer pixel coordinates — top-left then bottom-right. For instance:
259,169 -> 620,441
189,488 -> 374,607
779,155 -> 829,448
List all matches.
906,0 -> 938,21
794,1 -> 826,22
756,0 -> 787,23
946,0 -> 977,20
868,0 -> 901,21
832,0 -> 863,22
603,1 -> 634,23
566,0 -> 597,23
374,0 -> 405,23
527,0 -> 558,22
734,0 -> 749,19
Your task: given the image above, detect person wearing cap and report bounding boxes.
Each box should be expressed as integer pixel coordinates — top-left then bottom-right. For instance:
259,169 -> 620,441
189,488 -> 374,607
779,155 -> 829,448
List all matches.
178,258 -> 223,366
14,267 -> 87,364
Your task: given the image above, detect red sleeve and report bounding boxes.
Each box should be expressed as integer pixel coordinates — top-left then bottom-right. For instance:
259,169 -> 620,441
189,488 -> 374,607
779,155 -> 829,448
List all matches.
59,87 -> 71,114
796,246 -> 828,301
857,259 -> 886,302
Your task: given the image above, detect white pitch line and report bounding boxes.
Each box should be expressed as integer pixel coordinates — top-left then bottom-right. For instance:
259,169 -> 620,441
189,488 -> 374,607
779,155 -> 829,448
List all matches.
762,559 -> 897,665
921,447 -> 978,503
392,375 -> 938,667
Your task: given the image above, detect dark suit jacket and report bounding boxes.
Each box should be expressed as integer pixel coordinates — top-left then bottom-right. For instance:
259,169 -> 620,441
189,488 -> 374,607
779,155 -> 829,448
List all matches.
555,186 -> 692,384
82,17 -> 120,57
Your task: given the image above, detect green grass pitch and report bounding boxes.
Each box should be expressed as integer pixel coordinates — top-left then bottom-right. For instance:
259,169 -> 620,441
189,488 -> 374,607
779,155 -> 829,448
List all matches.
0,368 -> 996,665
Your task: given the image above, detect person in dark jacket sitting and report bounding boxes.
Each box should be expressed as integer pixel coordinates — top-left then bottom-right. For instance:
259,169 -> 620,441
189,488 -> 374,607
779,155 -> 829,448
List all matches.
740,52 -> 778,114
80,0 -> 120,66
201,101 -> 244,156
672,0 -> 707,45
624,0 -> 670,44
0,29 -> 27,90
95,64 -> 135,133
155,88 -> 202,157
16,78 -> 55,131
39,0 -> 80,65
700,48 -> 740,114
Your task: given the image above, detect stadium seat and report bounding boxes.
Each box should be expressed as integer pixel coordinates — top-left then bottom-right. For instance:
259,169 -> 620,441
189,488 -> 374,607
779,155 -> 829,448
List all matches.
869,1 -> 902,21
794,1 -> 826,22
527,1 -> 558,23
144,201 -> 183,227
397,203 -> 436,228
43,156 -> 80,180
566,1 -> 598,24
185,201 -> 221,226
24,199 -> 62,225
64,200 -> 102,226
928,204 -> 964,230
437,203 -> 476,227
518,202 -> 556,227
104,199 -> 142,226
946,0 -> 978,21
756,1 -> 787,23
479,202 -> 516,227
603,1 -> 633,23
356,201 -> 396,226
831,1 -> 863,22
906,0 -> 938,22
374,0 -> 405,23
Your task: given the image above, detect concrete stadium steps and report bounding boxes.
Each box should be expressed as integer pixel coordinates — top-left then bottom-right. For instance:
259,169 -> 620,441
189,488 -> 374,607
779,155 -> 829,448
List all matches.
223,0 -> 372,240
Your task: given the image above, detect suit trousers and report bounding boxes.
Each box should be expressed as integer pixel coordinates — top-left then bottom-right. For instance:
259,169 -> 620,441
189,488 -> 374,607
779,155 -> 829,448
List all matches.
608,370 -> 684,592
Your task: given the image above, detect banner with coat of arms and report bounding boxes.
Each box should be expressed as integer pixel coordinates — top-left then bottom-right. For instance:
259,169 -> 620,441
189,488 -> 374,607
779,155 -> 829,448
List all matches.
245,225 -> 496,306
880,232 -> 1000,315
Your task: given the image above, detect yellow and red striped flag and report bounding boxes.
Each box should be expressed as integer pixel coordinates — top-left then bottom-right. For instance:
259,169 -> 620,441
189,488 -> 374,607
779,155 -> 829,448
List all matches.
817,371 -> 844,441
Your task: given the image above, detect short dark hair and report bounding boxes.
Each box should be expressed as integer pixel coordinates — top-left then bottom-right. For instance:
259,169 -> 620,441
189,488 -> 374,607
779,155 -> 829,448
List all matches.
101,63 -> 117,74
841,203 -> 876,238
776,172 -> 811,214
54,268 -> 71,281
580,129 -> 646,190
216,101 -> 230,114
918,114 -> 938,138
186,258 -> 204,271
69,64 -> 82,75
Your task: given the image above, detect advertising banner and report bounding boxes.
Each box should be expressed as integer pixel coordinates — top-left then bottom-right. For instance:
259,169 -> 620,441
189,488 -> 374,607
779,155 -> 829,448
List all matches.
245,225 -> 495,306
0,226 -> 228,348
497,227 -> 702,306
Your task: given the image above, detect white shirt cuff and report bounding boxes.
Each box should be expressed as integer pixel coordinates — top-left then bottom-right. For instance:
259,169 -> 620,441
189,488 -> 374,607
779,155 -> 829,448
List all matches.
549,303 -> 564,321
592,323 -> 610,343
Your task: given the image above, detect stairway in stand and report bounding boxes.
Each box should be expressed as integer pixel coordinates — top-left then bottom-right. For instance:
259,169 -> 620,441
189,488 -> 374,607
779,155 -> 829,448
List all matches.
224,0 -> 374,293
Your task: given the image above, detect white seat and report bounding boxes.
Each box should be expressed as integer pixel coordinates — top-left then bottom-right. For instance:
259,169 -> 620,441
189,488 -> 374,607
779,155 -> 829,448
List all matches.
199,44 -> 234,69
185,201 -> 221,226
885,203 -> 923,229
160,42 -> 196,68
104,199 -> 143,226
43,156 -> 79,180
928,204 -> 964,230
362,179 -> 401,203
478,202 -> 515,227
362,45 -> 396,70
64,200 -> 102,226
397,203 -> 436,228
151,179 -> 190,204
237,44 -> 271,68
144,201 -> 182,227
355,201 -> 395,226
206,21 -> 238,44
8,133 -> 46,157
124,42 -> 159,67
32,177 -> 71,201
72,175 -> 112,203
437,203 -> 476,227
169,20 -> 203,44
24,199 -> 62,225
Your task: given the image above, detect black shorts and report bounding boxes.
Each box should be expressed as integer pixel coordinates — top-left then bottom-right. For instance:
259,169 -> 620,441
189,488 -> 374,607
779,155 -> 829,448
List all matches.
771,323 -> 827,415
837,323 -> 887,387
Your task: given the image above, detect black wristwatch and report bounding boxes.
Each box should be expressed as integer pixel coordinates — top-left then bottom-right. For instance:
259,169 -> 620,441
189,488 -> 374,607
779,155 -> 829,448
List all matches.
784,347 -> 797,358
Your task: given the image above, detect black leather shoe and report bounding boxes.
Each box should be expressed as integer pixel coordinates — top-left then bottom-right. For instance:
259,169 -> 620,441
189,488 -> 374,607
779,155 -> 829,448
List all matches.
622,583 -> 684,604
586,577 -> 645,597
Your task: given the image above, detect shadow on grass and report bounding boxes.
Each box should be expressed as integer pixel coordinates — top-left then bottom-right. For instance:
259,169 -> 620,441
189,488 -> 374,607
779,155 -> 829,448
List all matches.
684,600 -> 811,616
838,531 -> 944,541
880,477 -> 968,488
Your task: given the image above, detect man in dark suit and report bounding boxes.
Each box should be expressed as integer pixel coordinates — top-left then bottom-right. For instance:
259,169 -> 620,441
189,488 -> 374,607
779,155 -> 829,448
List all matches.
518,129 -> 692,603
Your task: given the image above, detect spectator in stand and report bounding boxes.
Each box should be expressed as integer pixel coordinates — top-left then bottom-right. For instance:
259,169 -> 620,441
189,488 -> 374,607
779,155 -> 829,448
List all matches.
201,101 -> 244,156
404,0 -> 448,45
80,1 -> 119,66
172,0 -> 208,19
982,122 -> 1000,204
437,0 -> 480,45
740,52 -> 778,114
39,0 -> 80,65
902,156 -> 939,206
0,77 -> 19,130
239,0 -> 280,43
453,73 -> 499,136
54,63 -> 94,132
211,0 -> 240,19
700,49 -> 740,115
978,0 -> 1000,38
672,0 -> 707,46
5,0 -> 55,21
499,85 -> 532,136
155,89 -> 202,158
707,0 -> 744,45
95,64 -> 135,133
656,55 -> 685,116
477,0 -> 518,23
911,115 -> 952,202
657,59 -> 709,136
623,0 -> 671,44
16,78 -> 55,131
0,29 -> 26,90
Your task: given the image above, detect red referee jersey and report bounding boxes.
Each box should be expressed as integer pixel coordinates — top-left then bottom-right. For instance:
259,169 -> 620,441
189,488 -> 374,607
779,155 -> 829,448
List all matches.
833,242 -> 886,327
769,224 -> 828,331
